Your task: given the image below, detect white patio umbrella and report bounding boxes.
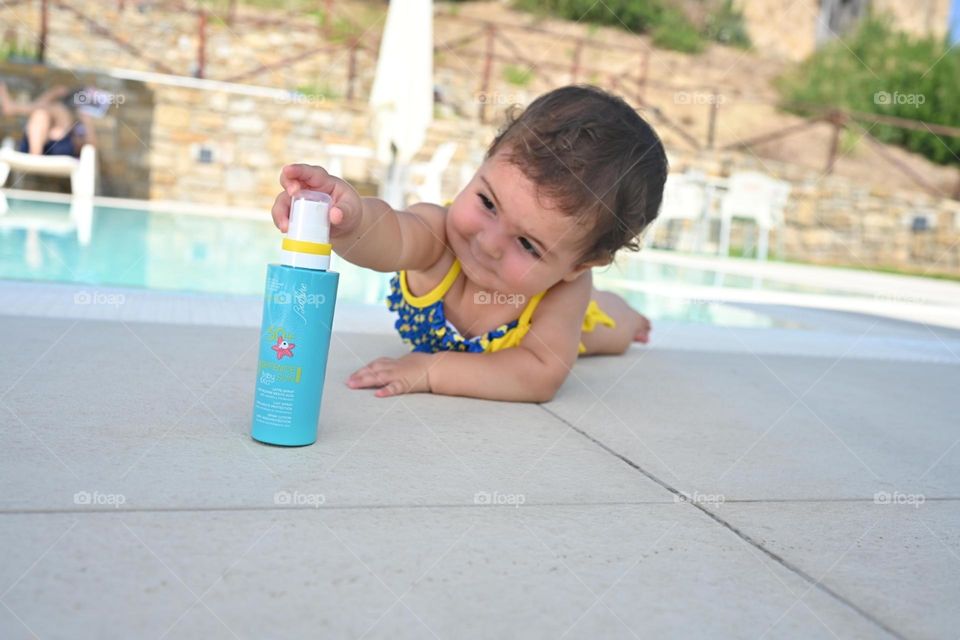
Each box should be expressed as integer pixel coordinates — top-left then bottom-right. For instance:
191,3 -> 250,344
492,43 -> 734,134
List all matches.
369,0 -> 434,208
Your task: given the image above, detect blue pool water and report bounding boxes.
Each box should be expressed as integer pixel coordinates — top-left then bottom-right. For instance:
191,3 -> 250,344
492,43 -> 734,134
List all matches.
0,196 -> 787,327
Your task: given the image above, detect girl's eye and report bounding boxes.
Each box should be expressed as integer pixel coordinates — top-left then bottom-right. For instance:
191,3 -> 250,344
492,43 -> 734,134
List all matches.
478,193 -> 495,212
518,237 -> 540,258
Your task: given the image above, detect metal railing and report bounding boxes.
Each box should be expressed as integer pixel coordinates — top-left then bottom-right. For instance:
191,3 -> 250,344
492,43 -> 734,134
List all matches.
6,0 -> 958,198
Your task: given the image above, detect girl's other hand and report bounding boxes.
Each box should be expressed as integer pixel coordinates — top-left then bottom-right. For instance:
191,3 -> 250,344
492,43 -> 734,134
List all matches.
270,163 -> 363,238
346,353 -> 433,398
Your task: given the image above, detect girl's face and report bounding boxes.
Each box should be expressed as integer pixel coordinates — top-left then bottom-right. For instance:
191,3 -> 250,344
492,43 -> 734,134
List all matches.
446,151 -> 603,299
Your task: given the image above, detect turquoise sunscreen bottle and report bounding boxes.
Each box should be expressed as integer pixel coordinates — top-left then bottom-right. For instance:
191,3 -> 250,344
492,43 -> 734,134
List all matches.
251,190 -> 339,446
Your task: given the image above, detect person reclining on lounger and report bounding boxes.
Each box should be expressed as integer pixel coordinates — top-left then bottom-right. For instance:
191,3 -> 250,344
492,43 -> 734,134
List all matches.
0,81 -> 101,157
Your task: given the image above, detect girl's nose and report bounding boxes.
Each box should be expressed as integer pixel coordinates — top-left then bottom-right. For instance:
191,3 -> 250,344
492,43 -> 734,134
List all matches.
477,230 -> 503,260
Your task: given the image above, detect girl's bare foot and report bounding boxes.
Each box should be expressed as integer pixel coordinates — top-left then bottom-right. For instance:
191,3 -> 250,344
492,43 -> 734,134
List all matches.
633,310 -> 651,344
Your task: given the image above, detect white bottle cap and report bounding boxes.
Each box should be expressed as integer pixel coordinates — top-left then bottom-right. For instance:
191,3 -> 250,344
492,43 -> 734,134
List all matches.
281,190 -> 332,270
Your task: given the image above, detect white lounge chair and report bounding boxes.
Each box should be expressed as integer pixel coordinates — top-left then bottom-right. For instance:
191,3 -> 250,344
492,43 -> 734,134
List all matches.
319,142 -> 375,181
404,141 -> 458,205
647,171 -> 707,251
717,171 -> 790,261
0,136 -> 97,213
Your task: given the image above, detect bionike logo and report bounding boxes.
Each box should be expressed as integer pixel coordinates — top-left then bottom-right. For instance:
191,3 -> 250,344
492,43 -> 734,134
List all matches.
271,334 -> 296,360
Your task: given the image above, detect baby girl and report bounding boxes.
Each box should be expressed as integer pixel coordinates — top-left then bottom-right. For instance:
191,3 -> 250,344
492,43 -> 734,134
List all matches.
270,85 -> 668,402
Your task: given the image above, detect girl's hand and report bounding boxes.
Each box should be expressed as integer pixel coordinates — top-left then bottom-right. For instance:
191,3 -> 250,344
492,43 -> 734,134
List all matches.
346,353 -> 433,398
270,163 -> 363,238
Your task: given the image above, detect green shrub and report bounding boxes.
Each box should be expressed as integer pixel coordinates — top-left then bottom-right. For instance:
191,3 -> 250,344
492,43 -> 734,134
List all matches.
0,41 -> 36,62
513,0 -> 705,52
511,0 -> 750,53
778,16 -> 960,167
652,8 -> 704,53
703,0 -> 751,49
503,64 -> 534,86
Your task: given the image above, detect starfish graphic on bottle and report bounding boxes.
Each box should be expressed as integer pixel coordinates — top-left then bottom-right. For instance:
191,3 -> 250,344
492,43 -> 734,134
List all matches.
271,335 -> 296,359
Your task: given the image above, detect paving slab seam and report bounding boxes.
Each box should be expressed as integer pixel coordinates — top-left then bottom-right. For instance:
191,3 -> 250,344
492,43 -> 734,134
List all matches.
0,501 -> 702,516
5,496 -> 960,517
539,405 -> 911,640
647,344 -> 960,366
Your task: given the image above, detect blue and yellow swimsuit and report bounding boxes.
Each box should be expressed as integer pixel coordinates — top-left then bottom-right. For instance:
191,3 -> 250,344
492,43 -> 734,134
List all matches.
386,257 -> 615,355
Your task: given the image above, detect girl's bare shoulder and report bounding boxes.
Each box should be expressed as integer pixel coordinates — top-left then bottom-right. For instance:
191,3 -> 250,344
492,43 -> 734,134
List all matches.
399,202 -> 457,298
531,270 -> 593,320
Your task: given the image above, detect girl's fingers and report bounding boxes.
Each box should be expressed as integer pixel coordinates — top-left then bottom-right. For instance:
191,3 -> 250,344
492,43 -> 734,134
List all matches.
347,367 -> 386,388
281,163 -> 334,195
376,381 -> 404,398
271,191 -> 292,232
279,164 -> 356,230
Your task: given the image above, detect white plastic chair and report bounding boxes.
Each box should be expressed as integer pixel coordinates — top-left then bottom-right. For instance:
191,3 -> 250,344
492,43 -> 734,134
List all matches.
646,171 -> 706,250
319,143 -> 375,180
717,171 -> 790,260
403,141 -> 457,205
0,136 -> 96,214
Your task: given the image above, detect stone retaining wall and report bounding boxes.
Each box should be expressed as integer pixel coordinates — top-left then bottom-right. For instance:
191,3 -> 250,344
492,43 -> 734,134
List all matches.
2,62 -> 957,276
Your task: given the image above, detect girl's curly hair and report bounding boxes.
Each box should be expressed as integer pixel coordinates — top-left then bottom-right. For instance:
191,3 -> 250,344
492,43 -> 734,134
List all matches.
486,85 -> 668,264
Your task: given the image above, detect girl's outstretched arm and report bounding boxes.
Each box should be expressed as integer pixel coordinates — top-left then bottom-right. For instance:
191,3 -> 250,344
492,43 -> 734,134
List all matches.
270,164 -> 447,273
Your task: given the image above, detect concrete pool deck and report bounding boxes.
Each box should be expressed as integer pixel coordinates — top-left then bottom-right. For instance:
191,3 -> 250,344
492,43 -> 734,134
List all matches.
1,282 -> 959,639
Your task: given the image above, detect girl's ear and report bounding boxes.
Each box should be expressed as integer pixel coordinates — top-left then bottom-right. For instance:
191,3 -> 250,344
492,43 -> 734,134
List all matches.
561,256 -> 612,282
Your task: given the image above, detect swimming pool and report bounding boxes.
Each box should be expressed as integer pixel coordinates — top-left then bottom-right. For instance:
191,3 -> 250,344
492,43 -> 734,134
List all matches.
0,194 -> 791,328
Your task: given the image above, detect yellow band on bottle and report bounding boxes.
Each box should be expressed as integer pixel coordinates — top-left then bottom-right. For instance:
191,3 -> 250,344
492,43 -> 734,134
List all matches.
282,238 -> 332,256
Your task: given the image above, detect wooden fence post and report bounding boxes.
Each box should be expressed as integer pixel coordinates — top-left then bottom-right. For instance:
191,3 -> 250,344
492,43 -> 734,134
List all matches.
38,0 -> 48,63
570,39 -> 583,84
196,10 -> 207,79
707,88 -> 719,150
825,111 -> 845,174
347,38 -> 358,101
479,24 -> 495,123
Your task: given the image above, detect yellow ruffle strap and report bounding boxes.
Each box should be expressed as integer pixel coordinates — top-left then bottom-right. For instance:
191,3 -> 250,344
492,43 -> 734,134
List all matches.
485,296 -> 616,355
578,300 -> 617,354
